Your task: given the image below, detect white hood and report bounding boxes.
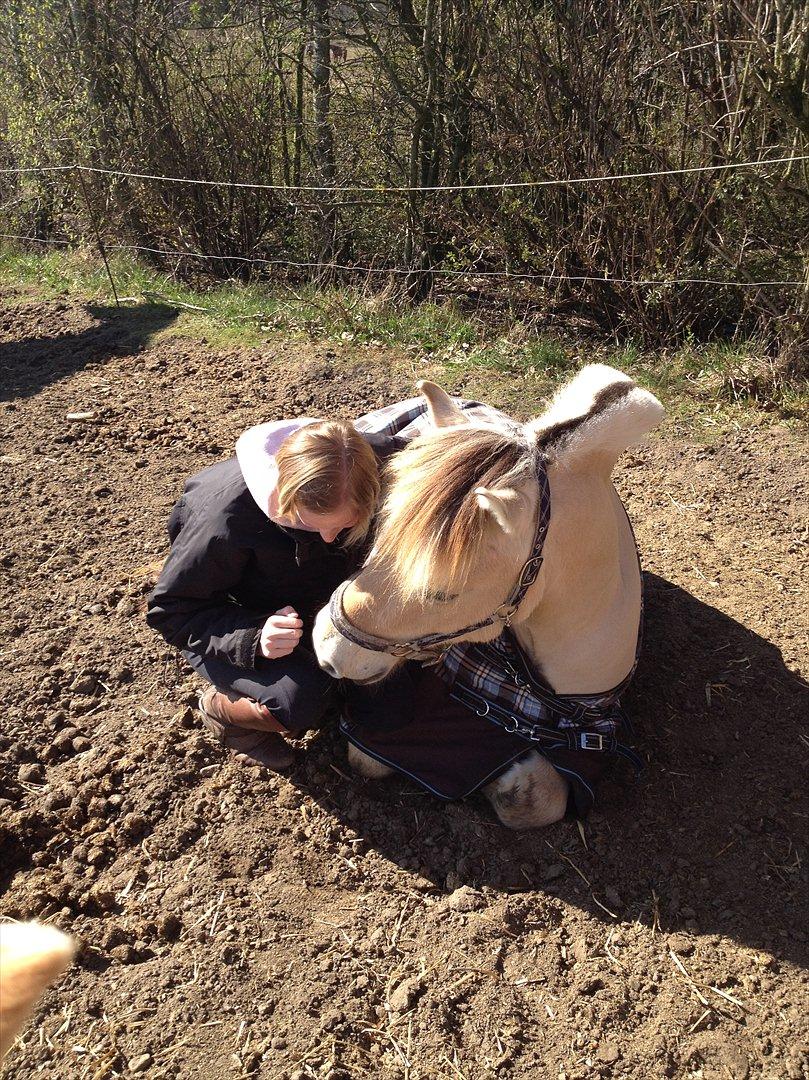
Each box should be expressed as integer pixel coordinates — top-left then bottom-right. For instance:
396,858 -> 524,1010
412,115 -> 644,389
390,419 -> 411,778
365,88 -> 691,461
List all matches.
235,418 -> 319,526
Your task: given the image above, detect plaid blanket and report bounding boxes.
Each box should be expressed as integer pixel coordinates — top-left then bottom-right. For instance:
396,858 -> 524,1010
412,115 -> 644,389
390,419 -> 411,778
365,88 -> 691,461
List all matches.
355,394 -> 520,440
341,627 -> 642,817
437,633 -> 633,737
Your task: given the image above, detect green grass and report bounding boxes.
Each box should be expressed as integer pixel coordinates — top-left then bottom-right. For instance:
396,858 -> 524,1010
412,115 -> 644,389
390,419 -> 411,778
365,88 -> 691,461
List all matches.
0,247 -> 480,352
1,247 -> 806,427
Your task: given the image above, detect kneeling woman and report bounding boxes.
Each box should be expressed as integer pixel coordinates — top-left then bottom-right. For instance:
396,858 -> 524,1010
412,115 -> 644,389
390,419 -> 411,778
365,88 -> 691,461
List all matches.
147,417 -> 399,770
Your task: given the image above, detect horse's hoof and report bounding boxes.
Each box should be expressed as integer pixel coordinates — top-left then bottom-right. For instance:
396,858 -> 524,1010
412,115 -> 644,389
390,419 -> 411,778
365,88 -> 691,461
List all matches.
347,742 -> 395,779
483,752 -> 568,829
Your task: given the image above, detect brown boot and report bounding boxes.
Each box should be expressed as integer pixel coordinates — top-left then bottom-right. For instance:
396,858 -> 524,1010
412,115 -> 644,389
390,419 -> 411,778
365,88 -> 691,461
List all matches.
198,688 -> 295,771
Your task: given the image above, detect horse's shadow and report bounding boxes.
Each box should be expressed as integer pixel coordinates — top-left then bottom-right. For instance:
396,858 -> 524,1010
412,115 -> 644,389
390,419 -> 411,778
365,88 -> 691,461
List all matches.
0,302 -> 177,401
296,573 -> 808,967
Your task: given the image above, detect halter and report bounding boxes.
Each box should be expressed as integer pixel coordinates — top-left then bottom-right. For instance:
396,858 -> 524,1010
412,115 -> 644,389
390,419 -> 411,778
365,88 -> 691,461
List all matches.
328,455 -> 551,662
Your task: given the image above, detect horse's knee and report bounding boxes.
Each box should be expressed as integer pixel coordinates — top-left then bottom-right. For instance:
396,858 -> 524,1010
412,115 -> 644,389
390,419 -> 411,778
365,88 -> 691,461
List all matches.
483,753 -> 568,829
347,741 -> 395,779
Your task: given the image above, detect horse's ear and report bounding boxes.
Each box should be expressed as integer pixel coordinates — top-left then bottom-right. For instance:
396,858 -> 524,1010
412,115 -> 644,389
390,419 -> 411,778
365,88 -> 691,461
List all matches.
417,380 -> 466,428
526,364 -> 664,471
474,486 -> 520,533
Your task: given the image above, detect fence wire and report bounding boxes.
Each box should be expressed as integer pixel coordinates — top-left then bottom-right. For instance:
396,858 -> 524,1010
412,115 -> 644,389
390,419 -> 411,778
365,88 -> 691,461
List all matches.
0,153 -> 807,193
0,233 -> 803,289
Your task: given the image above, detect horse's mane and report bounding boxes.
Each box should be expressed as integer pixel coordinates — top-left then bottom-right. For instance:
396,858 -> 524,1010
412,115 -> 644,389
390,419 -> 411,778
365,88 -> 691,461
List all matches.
374,426 -> 528,600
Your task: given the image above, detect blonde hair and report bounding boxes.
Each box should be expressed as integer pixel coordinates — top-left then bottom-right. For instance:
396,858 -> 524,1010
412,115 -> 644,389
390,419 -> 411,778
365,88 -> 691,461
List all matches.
275,420 -> 380,546
374,426 -> 527,598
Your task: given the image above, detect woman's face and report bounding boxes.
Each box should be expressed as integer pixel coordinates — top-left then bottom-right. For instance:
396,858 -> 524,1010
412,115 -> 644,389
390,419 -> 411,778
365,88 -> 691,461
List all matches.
296,504 -> 359,544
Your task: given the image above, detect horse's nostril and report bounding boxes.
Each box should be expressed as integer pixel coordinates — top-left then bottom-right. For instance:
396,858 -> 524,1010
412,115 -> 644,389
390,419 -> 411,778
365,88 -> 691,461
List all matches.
320,659 -> 337,678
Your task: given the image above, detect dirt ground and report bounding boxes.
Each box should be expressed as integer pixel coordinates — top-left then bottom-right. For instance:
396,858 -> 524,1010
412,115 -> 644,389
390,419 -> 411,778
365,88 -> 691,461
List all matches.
1,292 -> 807,1080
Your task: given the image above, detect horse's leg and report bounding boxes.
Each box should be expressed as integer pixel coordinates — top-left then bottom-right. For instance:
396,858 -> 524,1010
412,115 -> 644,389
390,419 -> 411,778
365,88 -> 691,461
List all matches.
483,752 -> 568,829
347,741 -> 395,779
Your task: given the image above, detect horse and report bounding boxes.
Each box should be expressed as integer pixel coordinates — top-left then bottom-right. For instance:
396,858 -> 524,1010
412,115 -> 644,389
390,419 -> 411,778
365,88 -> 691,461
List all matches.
313,365 -> 664,828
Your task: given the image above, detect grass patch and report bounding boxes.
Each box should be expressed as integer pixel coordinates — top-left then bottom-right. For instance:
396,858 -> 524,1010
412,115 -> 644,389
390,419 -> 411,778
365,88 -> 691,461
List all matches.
1,247 -> 805,426
0,247 -> 479,352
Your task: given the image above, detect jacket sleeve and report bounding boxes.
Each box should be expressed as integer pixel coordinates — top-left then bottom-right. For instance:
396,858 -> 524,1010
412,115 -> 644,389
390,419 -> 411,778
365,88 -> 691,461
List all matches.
146,508 -> 265,670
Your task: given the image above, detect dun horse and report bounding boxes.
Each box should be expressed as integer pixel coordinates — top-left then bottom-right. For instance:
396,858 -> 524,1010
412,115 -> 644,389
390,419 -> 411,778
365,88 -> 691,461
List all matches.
313,365 -> 664,828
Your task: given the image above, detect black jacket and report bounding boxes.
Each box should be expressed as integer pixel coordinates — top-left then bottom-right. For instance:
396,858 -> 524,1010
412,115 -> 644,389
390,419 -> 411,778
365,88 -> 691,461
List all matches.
147,434 -> 403,669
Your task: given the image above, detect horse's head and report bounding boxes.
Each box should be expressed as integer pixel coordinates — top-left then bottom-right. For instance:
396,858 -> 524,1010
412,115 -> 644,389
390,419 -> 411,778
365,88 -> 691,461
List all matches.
313,368 -> 663,683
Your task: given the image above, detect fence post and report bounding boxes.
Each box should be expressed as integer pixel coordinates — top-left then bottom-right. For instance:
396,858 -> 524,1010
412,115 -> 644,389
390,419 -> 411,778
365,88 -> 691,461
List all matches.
75,165 -> 120,307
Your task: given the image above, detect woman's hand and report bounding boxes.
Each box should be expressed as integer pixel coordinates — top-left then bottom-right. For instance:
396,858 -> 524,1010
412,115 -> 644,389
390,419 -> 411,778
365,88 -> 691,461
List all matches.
260,606 -> 303,660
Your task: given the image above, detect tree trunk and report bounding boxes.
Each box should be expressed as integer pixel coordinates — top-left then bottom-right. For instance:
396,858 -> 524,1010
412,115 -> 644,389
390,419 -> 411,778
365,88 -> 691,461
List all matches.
311,0 -> 336,268
294,0 -> 308,188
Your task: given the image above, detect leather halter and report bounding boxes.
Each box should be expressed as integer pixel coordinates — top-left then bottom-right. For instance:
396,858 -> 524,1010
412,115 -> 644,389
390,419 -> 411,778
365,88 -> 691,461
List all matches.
328,455 -> 551,662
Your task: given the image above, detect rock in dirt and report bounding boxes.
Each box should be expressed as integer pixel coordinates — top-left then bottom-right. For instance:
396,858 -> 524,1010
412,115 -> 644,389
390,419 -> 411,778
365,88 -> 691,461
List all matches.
597,1043 -> 621,1063
447,886 -> 485,912
53,729 -> 79,753
70,674 -> 97,694
43,789 -> 72,811
668,933 -> 695,956
389,976 -> 424,1014
128,1053 -> 153,1073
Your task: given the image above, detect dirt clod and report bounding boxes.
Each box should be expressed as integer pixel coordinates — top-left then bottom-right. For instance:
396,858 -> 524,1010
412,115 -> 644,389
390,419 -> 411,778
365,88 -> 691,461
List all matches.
388,976 -> 423,1013
597,1043 -> 621,1063
447,885 -> 486,912
17,763 -> 45,784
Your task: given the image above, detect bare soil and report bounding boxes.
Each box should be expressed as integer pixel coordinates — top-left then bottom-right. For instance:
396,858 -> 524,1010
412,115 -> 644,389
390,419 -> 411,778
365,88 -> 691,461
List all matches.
1,292 -> 807,1080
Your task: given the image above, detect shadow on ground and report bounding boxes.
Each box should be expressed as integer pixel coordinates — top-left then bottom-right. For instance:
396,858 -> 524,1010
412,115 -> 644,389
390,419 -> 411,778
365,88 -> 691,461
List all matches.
293,573 -> 808,967
0,302 -> 177,401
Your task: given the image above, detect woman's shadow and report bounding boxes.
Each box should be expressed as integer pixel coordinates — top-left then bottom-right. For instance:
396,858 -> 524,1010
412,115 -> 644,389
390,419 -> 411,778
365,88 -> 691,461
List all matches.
0,301 -> 177,401
298,572 -> 808,968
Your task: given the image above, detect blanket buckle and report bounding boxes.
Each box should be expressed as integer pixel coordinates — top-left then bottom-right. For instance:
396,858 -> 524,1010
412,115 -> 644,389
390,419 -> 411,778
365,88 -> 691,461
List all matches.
580,732 -> 605,751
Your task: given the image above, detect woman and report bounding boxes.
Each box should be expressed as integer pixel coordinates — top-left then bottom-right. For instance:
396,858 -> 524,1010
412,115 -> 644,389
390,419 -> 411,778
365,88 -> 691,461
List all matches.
147,416 -> 403,770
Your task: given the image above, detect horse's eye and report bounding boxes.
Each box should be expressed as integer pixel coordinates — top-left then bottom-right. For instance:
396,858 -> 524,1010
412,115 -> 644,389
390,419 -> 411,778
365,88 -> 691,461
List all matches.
425,590 -> 458,603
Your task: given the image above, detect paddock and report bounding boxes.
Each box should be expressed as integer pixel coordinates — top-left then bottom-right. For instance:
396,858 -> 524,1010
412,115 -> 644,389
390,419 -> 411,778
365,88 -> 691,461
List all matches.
0,290 -> 806,1079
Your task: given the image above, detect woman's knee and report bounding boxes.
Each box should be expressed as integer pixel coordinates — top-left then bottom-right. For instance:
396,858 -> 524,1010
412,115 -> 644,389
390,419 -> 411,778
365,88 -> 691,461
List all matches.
257,672 -> 337,731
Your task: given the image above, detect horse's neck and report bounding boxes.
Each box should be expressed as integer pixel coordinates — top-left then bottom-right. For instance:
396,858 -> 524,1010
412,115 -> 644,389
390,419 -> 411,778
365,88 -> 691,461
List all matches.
515,467 -> 641,695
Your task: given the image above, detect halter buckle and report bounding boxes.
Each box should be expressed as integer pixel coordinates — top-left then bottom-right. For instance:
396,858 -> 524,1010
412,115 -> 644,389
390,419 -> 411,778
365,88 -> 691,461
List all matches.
580,732 -> 604,751
391,643 -> 417,658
